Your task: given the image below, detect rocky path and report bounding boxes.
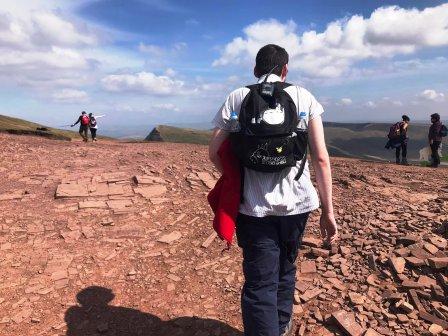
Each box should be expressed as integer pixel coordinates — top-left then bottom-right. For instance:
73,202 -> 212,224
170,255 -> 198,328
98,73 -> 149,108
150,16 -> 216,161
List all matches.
0,134 -> 447,336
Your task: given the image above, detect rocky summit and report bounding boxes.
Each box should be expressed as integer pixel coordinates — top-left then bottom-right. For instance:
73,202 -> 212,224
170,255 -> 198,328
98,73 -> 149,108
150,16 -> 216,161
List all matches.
0,133 -> 447,336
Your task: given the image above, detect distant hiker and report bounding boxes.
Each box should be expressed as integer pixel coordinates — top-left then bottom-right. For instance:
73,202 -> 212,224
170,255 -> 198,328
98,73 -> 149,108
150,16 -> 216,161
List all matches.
428,113 -> 447,168
209,44 -> 338,336
88,113 -> 105,142
385,115 -> 410,165
71,111 -> 90,142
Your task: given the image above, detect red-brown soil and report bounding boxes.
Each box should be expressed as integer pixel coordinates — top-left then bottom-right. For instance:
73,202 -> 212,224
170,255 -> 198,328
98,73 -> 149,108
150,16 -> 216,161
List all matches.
0,134 -> 447,336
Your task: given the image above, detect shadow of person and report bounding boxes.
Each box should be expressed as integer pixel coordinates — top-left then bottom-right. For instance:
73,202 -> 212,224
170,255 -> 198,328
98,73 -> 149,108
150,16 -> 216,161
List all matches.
65,286 -> 242,336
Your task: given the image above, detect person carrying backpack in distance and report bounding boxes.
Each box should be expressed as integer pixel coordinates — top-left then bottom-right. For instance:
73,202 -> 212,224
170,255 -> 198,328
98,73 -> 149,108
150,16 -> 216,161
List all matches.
385,115 -> 410,165
88,113 -> 105,142
428,113 -> 447,168
209,44 -> 338,336
71,111 -> 90,142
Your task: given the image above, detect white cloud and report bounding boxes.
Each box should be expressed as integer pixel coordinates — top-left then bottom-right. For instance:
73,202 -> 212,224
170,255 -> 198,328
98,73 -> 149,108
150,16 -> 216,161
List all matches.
101,71 -> 185,95
364,101 -> 376,108
165,68 -> 177,77
0,6 -> 100,94
213,4 -> 448,78
52,88 -> 88,103
418,89 -> 445,102
340,98 -> 352,105
0,10 -> 96,50
0,47 -> 89,69
153,103 -> 179,112
31,11 -> 97,47
138,43 -> 165,57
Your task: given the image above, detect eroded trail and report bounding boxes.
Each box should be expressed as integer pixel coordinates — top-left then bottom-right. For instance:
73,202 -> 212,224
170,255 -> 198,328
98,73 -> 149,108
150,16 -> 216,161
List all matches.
0,134 -> 447,336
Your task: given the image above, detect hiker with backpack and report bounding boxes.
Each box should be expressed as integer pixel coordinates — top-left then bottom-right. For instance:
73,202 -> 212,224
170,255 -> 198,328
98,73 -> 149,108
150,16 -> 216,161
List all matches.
385,115 -> 410,165
428,113 -> 447,168
71,111 -> 90,142
88,113 -> 105,142
209,44 -> 337,336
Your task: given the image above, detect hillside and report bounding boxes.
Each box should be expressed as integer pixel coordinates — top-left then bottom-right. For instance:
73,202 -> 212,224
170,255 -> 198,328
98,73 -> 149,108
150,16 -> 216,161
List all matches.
145,123 -> 433,161
0,114 -> 81,141
323,123 -> 430,161
0,114 -> 115,141
0,133 -> 446,336
145,125 -> 212,145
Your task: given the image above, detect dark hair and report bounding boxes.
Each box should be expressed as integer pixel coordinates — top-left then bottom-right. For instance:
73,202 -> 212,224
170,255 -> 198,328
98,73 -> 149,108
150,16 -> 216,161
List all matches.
431,113 -> 440,121
88,113 -> 93,117
402,115 -> 410,122
254,44 -> 289,78
81,111 -> 86,114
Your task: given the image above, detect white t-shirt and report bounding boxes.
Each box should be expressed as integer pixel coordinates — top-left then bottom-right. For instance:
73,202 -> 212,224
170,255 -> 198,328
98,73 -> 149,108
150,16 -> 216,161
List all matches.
212,74 -> 323,217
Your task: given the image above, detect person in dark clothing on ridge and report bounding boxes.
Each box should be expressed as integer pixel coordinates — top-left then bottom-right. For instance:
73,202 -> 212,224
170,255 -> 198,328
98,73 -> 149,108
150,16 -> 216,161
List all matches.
385,115 -> 410,165
71,111 -> 90,142
396,115 -> 410,165
428,113 -> 443,168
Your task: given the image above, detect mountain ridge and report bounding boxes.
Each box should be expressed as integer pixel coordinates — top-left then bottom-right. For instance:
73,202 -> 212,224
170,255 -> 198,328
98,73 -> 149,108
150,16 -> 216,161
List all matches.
145,123 -> 434,161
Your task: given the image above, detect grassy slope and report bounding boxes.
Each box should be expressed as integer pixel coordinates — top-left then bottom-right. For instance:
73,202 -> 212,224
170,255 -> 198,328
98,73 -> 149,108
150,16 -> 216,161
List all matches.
147,125 -> 212,145
0,114 -> 113,141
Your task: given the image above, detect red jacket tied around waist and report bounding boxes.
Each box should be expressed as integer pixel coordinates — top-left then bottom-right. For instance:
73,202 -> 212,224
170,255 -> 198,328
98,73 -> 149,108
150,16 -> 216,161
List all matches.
207,138 -> 241,246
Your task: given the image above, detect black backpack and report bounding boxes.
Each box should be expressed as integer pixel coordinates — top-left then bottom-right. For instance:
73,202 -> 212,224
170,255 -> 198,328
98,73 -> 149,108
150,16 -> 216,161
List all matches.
440,124 -> 447,137
230,80 -> 308,179
388,122 -> 403,140
90,116 -> 97,127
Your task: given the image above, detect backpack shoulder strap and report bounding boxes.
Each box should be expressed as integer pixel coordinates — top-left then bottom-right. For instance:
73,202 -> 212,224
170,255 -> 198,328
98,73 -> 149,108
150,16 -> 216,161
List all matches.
294,146 -> 308,181
275,82 -> 293,89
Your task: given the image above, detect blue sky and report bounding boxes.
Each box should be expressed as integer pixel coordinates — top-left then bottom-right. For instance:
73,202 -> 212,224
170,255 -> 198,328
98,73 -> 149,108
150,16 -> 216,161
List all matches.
0,0 -> 448,136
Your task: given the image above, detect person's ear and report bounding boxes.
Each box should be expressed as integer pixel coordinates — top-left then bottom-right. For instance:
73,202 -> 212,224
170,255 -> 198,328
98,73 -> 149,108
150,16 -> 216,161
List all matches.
281,64 -> 288,81
254,66 -> 259,78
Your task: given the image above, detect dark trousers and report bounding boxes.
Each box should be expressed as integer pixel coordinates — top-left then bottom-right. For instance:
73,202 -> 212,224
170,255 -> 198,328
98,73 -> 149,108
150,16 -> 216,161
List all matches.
395,142 -> 407,160
431,141 -> 441,166
90,128 -> 97,140
79,125 -> 88,140
236,212 -> 309,336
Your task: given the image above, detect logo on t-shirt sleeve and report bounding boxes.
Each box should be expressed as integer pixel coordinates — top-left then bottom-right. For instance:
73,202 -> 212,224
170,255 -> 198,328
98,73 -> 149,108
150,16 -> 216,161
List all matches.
299,111 -> 307,118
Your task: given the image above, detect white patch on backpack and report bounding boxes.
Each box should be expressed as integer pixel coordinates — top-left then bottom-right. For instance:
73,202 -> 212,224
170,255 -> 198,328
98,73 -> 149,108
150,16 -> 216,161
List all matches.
250,141 -> 287,166
262,104 -> 285,125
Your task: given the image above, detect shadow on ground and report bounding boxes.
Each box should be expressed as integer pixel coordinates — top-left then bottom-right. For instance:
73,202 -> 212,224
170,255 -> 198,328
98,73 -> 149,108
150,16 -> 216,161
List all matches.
65,286 -> 242,336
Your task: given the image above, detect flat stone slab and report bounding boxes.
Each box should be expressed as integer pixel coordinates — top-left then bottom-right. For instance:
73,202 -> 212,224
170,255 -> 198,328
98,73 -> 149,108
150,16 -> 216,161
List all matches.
133,175 -> 167,185
78,201 -> 108,209
157,231 -> 182,244
0,190 -> 24,201
89,183 -> 125,196
301,237 -> 321,248
99,172 -> 129,183
428,257 -> 448,269
331,310 -> 365,336
106,199 -> 133,210
197,172 -> 216,189
364,328 -> 382,336
55,184 -> 88,198
300,260 -> 317,274
390,257 -> 406,274
134,185 -> 167,199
